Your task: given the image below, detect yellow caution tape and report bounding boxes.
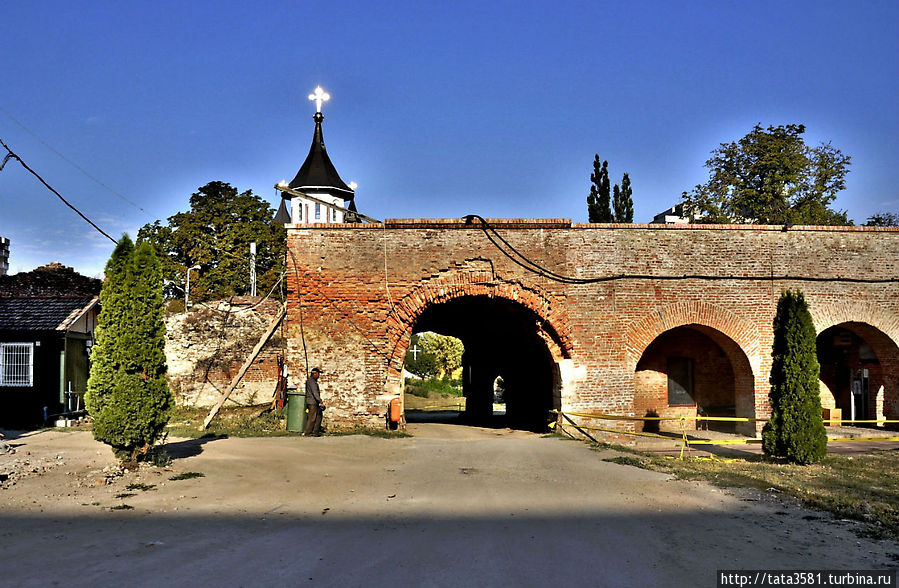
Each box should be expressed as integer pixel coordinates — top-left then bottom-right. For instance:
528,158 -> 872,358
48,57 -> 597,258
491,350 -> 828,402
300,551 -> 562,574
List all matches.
827,436 -> 899,443
824,419 -> 899,424
555,410 -> 763,423
556,410 -> 899,426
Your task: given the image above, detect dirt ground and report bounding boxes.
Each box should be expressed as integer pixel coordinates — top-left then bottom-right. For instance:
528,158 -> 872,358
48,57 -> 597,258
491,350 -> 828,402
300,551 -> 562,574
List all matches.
1,425 -> 897,587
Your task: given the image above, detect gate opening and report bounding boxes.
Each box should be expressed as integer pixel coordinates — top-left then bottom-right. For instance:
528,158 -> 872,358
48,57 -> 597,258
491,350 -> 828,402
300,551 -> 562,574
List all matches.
402,296 -> 561,432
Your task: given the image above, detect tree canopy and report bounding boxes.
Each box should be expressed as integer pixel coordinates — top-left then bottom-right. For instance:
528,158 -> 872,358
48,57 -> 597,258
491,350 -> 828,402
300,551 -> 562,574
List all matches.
682,124 -> 852,225
138,181 -> 285,302
865,212 -> 899,227
405,332 -> 464,380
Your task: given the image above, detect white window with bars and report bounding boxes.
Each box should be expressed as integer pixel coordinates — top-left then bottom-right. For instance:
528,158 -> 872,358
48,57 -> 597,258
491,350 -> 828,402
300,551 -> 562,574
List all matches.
0,343 -> 34,387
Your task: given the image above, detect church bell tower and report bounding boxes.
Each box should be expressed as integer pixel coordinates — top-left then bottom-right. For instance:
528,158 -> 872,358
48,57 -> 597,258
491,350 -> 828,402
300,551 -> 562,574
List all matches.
275,86 -> 357,225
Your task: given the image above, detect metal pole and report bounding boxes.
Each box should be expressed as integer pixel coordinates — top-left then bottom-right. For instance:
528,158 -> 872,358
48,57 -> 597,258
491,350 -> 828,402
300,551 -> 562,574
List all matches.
186,265 -> 200,309
250,242 -> 257,297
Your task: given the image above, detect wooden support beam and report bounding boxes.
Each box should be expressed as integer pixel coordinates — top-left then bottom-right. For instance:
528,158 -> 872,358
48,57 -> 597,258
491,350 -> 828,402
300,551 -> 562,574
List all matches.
202,303 -> 287,430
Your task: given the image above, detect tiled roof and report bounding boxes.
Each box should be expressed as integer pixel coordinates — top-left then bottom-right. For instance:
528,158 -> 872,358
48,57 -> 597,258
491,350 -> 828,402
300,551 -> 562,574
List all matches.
0,263 -> 101,297
0,296 -> 97,331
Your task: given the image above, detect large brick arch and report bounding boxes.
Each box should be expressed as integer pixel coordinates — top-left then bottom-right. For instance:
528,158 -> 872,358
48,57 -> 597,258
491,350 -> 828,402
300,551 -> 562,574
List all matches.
626,301 -> 762,432
810,300 -> 899,346
625,301 -> 762,374
811,300 -> 899,420
384,264 -> 573,374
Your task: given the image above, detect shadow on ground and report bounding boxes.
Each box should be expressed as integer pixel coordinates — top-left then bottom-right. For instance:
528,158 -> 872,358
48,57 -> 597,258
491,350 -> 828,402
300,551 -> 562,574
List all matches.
163,434 -> 227,460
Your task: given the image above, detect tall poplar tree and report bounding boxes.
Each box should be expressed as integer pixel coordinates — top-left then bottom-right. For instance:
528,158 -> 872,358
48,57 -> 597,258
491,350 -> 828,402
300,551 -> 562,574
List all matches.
614,172 -> 634,222
587,155 -> 613,222
87,236 -> 173,462
761,290 -> 827,464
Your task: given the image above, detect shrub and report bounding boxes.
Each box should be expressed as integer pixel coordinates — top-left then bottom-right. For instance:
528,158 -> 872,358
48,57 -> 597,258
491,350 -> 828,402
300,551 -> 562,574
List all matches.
762,289 -> 827,464
86,236 -> 173,462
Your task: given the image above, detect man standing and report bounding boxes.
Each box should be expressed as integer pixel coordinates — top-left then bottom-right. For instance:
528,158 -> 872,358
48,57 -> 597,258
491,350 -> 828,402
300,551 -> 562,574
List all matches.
303,367 -> 325,436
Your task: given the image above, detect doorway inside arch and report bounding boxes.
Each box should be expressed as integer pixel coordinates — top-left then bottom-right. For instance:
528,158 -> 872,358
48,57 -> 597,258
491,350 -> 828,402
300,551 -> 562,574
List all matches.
402,296 -> 562,432
634,325 -> 756,436
816,322 -> 899,426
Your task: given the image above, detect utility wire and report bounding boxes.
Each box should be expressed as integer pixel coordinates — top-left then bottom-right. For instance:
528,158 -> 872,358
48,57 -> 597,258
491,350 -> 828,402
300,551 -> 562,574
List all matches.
1,137 -> 116,244
464,214 -> 899,285
0,106 -> 146,213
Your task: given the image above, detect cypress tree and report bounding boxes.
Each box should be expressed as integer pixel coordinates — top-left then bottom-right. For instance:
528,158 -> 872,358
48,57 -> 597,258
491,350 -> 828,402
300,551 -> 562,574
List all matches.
588,155 -> 613,222
613,173 -> 634,222
761,290 -> 827,464
620,172 -> 634,222
612,184 -> 621,221
87,236 -> 172,462
86,235 -> 133,419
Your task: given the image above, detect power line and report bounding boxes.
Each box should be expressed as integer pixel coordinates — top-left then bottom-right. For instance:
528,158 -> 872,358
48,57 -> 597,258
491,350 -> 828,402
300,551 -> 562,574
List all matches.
0,106 -> 146,213
1,137 -> 116,244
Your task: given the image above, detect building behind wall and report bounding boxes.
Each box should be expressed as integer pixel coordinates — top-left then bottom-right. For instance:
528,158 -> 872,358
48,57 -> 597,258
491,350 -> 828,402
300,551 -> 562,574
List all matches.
0,237 -> 9,275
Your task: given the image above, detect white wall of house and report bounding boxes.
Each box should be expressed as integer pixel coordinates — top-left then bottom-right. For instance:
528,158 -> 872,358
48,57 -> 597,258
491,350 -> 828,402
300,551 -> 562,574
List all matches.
290,193 -> 346,224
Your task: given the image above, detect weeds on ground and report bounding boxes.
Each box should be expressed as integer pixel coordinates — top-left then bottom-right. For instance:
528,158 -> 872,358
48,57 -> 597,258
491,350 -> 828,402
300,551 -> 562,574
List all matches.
328,426 -> 412,439
126,483 -> 156,491
170,472 -> 205,481
110,504 -> 134,510
594,443 -> 899,540
166,405 -> 291,438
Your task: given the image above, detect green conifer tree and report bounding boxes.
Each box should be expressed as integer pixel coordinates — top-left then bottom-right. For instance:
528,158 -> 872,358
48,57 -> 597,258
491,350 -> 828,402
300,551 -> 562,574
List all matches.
761,290 -> 827,464
620,172 -> 634,222
86,235 -> 133,419
587,155 -> 613,222
87,237 -> 172,461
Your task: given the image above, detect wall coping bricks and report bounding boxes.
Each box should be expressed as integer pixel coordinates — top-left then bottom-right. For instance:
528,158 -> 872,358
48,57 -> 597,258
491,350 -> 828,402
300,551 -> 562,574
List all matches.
285,219 -> 899,232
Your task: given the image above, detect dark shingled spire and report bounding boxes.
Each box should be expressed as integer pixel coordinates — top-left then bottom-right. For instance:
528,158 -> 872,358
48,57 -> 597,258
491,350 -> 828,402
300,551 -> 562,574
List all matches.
273,198 -> 291,225
288,112 -> 355,201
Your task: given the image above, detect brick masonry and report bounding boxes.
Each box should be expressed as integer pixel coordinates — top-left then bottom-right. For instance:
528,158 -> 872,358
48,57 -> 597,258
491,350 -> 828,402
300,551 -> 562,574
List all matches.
284,220 -> 899,433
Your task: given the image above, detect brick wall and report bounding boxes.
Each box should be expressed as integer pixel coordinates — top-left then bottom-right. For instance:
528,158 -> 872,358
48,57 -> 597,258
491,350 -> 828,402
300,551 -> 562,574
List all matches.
285,220 -> 899,432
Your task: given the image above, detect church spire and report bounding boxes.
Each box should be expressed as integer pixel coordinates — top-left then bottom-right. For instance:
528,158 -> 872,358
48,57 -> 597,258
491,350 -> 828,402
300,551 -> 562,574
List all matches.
287,86 -> 355,200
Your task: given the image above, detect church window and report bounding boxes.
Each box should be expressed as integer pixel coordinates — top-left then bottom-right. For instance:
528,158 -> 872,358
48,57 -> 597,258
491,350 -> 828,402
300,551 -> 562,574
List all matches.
315,203 -> 321,220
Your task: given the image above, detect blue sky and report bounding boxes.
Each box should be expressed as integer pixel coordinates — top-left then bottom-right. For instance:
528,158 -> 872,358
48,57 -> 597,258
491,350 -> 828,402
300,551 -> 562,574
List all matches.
1,1 -> 897,276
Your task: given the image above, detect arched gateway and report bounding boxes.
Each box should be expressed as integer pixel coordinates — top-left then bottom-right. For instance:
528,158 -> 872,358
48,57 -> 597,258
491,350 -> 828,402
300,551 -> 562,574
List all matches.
383,270 -> 573,430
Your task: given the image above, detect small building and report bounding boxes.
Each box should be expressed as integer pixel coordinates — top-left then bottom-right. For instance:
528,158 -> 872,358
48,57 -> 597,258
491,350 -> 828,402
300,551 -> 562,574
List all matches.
0,263 -> 100,427
0,236 -> 9,275
651,204 -> 691,224
274,86 -> 357,225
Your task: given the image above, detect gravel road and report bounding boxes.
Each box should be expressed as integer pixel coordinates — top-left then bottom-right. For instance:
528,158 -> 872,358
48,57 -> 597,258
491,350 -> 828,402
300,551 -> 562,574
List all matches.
1,425 -> 896,587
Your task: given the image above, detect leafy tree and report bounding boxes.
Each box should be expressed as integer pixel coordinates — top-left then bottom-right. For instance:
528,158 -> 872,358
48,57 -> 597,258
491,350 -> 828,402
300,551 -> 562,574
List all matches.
761,290 -> 827,464
138,181 -> 286,301
682,124 -> 851,225
404,333 -> 439,379
87,236 -> 173,462
613,172 -> 634,222
865,212 -> 899,226
587,155 -> 613,222
417,332 -> 464,380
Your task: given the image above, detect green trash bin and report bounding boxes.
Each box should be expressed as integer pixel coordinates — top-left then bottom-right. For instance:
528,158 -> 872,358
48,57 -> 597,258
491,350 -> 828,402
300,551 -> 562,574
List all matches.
286,389 -> 307,432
